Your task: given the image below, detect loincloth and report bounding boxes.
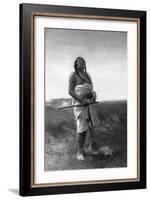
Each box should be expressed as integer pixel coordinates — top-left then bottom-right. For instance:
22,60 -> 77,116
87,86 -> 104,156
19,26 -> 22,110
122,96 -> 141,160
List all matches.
72,84 -> 99,133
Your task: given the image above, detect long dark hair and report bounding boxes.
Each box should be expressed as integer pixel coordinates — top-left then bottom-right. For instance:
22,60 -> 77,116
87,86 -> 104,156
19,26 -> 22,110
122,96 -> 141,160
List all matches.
74,57 -> 90,83
74,57 -> 86,73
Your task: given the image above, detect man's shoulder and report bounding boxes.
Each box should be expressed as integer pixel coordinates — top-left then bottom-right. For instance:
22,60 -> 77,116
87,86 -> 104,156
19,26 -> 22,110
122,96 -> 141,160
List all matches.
69,71 -> 76,79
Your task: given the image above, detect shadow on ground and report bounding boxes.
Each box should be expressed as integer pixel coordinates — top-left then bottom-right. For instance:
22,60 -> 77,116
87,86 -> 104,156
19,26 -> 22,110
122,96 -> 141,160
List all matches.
8,189 -> 19,195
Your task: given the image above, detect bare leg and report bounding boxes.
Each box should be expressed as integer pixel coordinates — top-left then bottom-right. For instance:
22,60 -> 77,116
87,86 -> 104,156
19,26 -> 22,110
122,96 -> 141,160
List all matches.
77,131 -> 86,153
76,131 -> 86,160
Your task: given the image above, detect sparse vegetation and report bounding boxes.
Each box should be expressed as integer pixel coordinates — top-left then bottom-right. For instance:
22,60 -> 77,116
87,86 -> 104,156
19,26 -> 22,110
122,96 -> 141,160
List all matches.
45,99 -> 127,171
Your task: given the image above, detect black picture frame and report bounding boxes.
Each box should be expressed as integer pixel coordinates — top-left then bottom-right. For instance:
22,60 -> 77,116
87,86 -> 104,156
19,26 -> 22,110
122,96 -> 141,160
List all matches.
19,3 -> 146,196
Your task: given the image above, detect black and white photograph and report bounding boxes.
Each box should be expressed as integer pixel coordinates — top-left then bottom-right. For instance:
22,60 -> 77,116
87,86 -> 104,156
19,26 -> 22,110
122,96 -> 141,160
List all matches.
19,3 -> 146,196
44,28 -> 127,171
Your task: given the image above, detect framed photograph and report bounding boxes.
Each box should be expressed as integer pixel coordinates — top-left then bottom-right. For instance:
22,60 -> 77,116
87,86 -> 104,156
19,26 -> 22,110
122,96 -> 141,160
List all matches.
19,3 -> 146,196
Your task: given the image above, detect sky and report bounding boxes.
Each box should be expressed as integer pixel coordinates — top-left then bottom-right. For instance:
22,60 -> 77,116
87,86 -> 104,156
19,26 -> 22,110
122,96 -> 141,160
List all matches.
45,28 -> 127,101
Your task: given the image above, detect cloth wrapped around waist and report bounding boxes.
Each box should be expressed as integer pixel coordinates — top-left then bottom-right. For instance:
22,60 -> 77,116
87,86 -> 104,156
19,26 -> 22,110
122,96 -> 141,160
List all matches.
72,83 -> 99,128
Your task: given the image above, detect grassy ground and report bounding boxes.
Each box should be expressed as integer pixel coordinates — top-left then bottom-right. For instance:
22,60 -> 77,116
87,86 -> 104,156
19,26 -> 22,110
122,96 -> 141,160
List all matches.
44,100 -> 127,171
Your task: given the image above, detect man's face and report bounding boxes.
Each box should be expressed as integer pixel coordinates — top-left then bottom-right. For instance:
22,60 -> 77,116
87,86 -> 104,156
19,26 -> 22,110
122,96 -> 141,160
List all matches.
76,58 -> 85,71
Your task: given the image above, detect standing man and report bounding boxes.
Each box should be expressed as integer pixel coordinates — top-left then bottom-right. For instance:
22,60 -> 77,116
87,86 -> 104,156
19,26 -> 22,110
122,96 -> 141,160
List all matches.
69,57 -> 99,160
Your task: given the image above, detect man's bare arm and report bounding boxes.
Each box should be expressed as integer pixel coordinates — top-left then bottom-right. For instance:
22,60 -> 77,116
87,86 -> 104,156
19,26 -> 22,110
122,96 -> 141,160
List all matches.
69,89 -> 83,103
68,73 -> 83,103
